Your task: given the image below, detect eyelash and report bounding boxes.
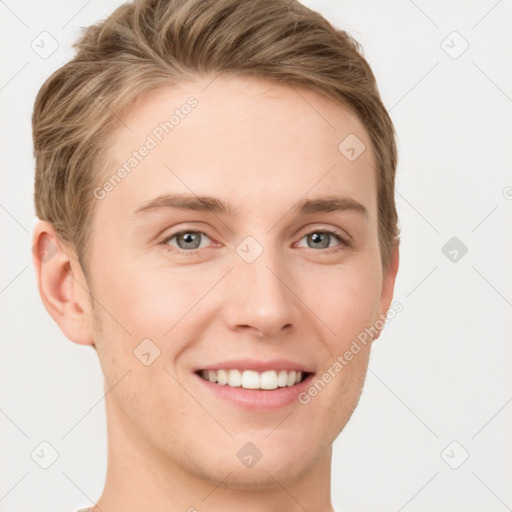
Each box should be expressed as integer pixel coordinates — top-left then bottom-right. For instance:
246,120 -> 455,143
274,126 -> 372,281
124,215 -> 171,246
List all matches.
161,228 -> 351,256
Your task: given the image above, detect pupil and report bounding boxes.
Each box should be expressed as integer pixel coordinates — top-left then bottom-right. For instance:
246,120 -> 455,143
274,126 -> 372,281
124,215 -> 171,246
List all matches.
310,232 -> 329,249
179,232 -> 200,249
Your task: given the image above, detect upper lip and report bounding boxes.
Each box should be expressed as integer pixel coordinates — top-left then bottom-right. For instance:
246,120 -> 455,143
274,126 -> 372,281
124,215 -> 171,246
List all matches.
193,358 -> 315,373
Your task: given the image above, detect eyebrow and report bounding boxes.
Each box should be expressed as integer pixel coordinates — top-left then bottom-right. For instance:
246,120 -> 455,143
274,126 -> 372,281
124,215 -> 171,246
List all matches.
134,193 -> 368,219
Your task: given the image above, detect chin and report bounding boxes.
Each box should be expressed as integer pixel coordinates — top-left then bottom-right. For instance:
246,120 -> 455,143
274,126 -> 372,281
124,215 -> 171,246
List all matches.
198,459 -> 311,491
181,434 -> 325,491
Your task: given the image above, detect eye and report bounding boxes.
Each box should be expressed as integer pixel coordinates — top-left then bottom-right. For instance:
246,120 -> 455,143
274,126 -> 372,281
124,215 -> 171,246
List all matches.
162,230 -> 213,252
296,228 -> 350,254
161,227 -> 350,255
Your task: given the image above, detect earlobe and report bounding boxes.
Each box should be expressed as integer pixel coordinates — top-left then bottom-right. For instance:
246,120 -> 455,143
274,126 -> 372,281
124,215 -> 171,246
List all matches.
32,220 -> 95,347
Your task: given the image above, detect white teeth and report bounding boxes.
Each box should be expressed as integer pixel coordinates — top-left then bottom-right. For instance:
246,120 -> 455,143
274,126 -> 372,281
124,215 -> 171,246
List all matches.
241,370 -> 260,389
199,368 -> 307,389
260,370 -> 278,390
277,370 -> 288,387
217,369 -> 228,385
228,369 -> 242,387
286,370 -> 297,386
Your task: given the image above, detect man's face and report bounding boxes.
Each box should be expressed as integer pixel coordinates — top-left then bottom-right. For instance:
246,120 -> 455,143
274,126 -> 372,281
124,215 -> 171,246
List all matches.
84,74 -> 397,488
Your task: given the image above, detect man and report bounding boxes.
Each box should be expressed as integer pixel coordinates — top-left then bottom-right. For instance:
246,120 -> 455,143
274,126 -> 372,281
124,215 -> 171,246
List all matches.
32,1 -> 400,510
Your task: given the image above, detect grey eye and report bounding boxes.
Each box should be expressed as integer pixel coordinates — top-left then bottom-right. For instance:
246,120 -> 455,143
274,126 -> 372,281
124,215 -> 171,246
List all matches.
306,232 -> 331,249
166,231 -> 210,250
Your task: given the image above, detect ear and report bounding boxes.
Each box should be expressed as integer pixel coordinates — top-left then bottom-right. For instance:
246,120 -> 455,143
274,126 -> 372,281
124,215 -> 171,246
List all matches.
32,220 -> 95,347
373,239 -> 400,340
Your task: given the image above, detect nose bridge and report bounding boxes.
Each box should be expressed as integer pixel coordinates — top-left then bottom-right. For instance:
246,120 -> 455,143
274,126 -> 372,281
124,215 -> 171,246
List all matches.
224,236 -> 297,336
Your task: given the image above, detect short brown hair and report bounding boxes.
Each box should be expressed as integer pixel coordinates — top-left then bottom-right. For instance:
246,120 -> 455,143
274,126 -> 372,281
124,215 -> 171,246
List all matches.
32,0 -> 400,277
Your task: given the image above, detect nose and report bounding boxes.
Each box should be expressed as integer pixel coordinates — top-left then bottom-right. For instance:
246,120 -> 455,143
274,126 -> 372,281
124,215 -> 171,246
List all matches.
221,243 -> 299,339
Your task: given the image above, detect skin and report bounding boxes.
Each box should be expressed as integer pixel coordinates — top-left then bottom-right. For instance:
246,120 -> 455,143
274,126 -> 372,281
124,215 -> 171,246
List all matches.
33,74 -> 399,512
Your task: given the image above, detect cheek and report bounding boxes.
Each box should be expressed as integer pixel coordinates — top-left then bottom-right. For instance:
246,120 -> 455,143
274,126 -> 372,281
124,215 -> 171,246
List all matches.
101,258 -> 383,359
125,268 -> 217,337
95,254 -> 199,333
327,349 -> 370,431
307,261 -> 383,350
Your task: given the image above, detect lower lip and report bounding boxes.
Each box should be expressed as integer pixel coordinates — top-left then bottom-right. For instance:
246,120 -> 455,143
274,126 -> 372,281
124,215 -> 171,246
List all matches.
194,372 -> 315,411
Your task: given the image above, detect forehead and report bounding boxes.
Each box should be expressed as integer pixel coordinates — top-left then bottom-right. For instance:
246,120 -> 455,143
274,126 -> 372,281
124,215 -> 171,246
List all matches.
95,74 -> 377,221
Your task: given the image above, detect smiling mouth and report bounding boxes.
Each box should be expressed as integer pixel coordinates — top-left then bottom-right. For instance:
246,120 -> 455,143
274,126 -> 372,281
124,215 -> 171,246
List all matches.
195,369 -> 312,390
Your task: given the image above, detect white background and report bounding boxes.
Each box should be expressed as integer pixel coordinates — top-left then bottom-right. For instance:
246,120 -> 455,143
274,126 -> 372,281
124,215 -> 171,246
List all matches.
0,1 -> 511,511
